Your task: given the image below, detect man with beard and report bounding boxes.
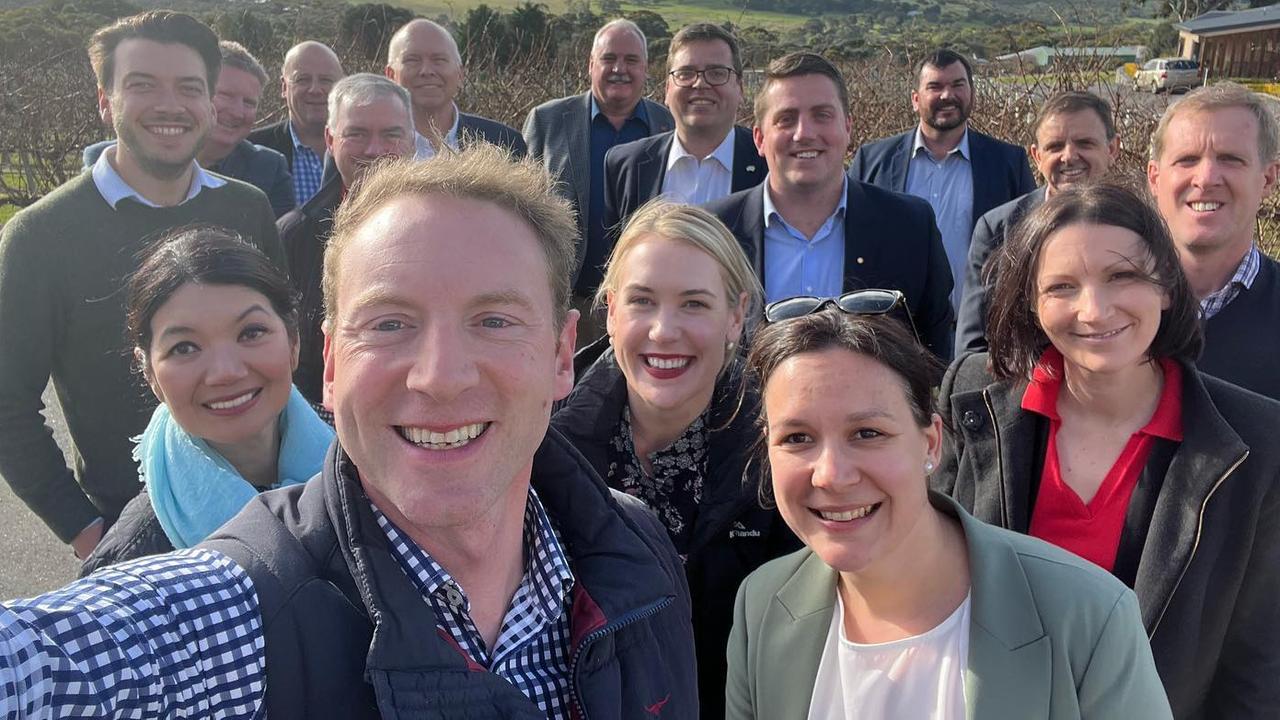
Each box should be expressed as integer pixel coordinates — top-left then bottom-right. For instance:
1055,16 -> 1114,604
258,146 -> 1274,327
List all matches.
523,19 -> 673,342
84,41 -> 296,217
248,41 -> 344,207
384,19 -> 526,160
954,90 -> 1120,352
277,73 -> 416,409
0,11 -> 284,559
852,49 -> 1035,310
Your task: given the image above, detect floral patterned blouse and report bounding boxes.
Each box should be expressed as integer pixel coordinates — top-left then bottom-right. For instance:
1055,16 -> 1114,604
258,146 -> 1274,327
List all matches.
605,406 -> 709,556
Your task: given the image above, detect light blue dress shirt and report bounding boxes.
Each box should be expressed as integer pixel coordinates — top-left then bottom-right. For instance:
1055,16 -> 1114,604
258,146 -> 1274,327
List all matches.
906,128 -> 972,309
761,177 -> 848,304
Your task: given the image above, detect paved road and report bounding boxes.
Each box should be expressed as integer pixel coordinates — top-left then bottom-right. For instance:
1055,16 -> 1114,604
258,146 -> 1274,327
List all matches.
0,384 -> 87,598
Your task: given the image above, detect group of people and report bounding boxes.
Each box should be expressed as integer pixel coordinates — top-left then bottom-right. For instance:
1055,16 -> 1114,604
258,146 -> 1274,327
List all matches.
0,7 -> 1276,720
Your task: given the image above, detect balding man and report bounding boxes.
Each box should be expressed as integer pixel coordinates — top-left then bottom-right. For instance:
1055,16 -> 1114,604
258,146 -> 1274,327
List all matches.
384,19 -> 525,159
248,41 -> 344,206
523,19 -> 673,341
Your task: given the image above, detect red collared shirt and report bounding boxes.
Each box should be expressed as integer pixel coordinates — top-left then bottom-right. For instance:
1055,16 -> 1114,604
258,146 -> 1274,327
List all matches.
1022,348 -> 1183,572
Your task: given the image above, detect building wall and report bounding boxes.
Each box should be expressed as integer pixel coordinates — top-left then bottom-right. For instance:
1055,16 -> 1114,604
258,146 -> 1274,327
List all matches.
1199,28 -> 1280,78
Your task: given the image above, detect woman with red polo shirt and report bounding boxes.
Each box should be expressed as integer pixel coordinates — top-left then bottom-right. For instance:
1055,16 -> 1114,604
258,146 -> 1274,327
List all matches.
935,181 -> 1280,719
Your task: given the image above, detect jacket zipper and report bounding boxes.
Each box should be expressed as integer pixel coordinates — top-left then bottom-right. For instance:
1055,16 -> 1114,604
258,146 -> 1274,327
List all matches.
980,389 -> 1009,527
1148,450 -> 1248,640
570,596 -> 675,720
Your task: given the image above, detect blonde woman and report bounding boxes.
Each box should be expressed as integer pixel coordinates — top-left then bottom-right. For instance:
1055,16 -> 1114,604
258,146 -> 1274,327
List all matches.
552,200 -> 798,718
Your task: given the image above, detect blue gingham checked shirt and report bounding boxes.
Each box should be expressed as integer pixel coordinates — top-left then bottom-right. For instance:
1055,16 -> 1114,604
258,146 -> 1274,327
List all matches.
0,490 -> 576,718
1200,244 -> 1260,319
288,122 -> 324,207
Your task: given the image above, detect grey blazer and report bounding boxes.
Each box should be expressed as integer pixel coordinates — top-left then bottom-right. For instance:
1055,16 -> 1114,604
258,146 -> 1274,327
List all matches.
727,493 -> 1171,719
522,92 -> 673,278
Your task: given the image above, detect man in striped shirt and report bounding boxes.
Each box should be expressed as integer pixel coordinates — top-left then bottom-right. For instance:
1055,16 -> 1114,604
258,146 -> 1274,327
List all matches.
0,146 -> 698,718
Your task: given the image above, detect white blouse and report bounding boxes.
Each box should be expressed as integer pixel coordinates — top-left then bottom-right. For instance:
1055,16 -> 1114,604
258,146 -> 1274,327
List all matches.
807,591 -> 971,720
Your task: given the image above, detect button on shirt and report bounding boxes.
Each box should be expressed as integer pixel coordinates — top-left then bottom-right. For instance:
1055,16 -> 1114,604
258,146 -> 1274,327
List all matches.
578,97 -> 651,296
905,128 -> 973,309
289,121 -> 325,207
92,145 -> 225,208
762,176 -> 848,303
0,491 -> 576,718
372,489 -> 576,718
414,102 -> 462,160
662,128 -> 734,205
1200,244 -> 1260,319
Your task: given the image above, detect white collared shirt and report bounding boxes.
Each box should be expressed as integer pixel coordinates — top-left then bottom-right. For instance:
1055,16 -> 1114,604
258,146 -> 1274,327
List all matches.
661,129 -> 735,205
91,145 -> 225,209
414,102 -> 462,160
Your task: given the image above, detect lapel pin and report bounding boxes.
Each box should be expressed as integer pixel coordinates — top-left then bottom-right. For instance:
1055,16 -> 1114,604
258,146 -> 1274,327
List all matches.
746,165 -> 757,172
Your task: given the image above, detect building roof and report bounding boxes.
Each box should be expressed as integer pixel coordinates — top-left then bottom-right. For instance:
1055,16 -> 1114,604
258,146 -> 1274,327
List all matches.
1177,4 -> 1280,35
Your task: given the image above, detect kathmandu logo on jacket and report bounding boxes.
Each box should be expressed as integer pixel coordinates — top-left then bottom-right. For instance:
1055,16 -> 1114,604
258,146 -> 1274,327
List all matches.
728,521 -> 761,539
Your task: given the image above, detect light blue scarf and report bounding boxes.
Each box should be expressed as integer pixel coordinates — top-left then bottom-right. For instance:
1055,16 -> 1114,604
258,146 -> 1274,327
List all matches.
139,386 -> 334,548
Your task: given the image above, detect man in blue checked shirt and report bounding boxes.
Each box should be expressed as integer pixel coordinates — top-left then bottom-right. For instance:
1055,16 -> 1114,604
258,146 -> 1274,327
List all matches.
0,146 -> 698,719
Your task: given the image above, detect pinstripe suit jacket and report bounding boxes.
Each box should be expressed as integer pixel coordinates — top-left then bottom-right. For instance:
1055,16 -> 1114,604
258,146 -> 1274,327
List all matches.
522,92 -> 673,280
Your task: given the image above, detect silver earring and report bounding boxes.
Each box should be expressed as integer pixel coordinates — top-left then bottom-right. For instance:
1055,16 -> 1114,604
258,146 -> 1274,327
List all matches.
924,460 -> 935,474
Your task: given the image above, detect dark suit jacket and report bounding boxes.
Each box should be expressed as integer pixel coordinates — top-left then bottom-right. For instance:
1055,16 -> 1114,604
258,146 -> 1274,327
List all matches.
704,181 -> 955,360
602,126 -> 764,233
954,186 -> 1046,353
277,174 -> 343,405
82,139 -> 295,218
457,112 -> 527,157
523,92 -> 674,278
850,127 -> 1036,232
937,351 -> 1280,718
247,119 -> 295,166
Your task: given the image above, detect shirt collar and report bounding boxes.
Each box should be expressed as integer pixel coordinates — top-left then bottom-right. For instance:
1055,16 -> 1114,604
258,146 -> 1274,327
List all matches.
91,144 -> 225,209
591,95 -> 649,124
287,120 -> 312,153
763,175 -> 848,229
414,103 -> 463,158
911,126 -> 970,160
1226,244 -> 1261,291
372,487 -> 574,619
1021,346 -> 1183,440
667,127 -> 736,171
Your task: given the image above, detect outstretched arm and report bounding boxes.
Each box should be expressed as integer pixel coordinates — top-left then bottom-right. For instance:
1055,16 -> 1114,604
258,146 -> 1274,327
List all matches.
0,549 -> 266,718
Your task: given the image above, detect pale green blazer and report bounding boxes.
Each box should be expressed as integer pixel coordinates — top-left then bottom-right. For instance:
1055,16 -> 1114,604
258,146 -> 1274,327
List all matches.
726,493 -> 1172,719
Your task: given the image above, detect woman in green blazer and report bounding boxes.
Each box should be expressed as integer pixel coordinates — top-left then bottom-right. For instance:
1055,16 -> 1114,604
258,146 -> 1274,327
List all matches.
727,299 -> 1170,719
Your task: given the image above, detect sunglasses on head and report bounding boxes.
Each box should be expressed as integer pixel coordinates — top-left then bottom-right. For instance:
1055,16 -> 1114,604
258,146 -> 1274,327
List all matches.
763,289 -> 921,342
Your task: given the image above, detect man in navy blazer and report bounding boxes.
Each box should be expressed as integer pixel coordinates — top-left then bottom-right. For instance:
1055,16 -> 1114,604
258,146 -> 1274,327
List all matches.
850,49 -> 1034,309
705,53 -> 954,360
602,24 -> 764,233
384,19 -> 527,159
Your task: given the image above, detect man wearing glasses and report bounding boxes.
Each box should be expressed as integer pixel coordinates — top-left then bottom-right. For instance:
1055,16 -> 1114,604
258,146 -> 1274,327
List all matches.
602,23 -> 765,231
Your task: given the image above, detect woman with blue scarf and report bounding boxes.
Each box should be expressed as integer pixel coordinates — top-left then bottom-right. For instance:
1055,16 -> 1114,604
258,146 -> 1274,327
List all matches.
81,227 -> 333,575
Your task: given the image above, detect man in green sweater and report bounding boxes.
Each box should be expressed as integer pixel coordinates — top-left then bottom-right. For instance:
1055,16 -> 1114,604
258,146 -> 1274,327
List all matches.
0,11 -> 285,559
